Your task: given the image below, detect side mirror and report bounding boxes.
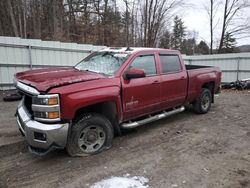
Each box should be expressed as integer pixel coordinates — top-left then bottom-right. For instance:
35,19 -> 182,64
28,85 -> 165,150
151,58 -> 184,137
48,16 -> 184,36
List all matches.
125,68 -> 146,79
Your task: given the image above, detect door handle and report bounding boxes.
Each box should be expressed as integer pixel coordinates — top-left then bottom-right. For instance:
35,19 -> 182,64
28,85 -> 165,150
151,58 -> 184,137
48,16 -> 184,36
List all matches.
152,80 -> 160,84
180,76 -> 185,80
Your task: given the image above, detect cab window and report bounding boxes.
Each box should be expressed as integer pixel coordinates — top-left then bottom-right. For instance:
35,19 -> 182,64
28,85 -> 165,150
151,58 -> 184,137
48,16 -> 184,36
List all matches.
129,54 -> 156,76
159,54 -> 182,73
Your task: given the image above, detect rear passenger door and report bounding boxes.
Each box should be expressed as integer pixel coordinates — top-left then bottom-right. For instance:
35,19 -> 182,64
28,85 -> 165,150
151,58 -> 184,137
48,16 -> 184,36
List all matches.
121,53 -> 162,120
159,53 -> 188,109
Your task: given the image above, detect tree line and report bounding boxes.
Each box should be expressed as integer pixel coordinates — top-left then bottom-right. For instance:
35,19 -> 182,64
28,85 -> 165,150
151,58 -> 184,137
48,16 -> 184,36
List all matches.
159,16 -> 211,55
0,0 -> 249,55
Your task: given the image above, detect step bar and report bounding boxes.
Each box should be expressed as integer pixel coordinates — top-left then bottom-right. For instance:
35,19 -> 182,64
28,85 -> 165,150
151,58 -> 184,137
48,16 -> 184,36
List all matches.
121,106 -> 185,129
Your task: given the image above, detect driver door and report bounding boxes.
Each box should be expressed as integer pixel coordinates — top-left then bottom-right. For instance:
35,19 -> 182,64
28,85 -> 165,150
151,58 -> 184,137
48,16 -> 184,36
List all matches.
121,53 -> 162,121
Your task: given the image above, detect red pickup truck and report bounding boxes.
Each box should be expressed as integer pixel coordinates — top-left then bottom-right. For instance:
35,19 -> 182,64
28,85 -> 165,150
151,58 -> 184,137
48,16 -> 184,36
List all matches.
15,47 -> 221,156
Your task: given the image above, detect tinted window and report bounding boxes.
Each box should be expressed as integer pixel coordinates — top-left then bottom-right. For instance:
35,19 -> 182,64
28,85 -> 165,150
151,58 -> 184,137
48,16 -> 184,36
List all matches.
160,55 -> 181,73
130,55 -> 156,76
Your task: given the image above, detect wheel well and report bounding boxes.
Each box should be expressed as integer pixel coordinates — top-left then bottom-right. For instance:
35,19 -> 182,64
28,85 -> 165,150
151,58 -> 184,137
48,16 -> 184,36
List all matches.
202,81 -> 215,102
73,101 -> 121,135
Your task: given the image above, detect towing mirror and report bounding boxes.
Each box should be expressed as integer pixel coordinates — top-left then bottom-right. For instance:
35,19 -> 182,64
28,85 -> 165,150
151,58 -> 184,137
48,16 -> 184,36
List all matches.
125,68 -> 146,79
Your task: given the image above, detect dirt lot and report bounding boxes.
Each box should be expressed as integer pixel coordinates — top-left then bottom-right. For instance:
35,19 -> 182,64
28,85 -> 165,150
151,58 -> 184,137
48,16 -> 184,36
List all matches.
0,91 -> 250,188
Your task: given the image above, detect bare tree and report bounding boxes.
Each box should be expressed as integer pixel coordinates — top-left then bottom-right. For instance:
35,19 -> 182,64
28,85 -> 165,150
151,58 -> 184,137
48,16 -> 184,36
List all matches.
7,0 -> 18,37
140,0 -> 183,47
123,0 -> 130,46
218,0 -> 250,53
209,0 -> 214,54
23,0 -> 27,38
130,0 -> 136,46
204,0 -> 219,54
52,0 -> 64,40
32,0 -> 41,39
0,0 -> 184,47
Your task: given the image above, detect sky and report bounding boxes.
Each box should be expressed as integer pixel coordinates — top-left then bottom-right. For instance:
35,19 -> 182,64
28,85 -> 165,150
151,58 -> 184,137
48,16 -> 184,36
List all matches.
180,0 -> 250,46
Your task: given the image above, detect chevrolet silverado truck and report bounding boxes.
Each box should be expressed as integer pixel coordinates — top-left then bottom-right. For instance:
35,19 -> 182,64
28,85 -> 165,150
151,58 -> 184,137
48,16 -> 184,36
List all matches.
14,47 -> 221,156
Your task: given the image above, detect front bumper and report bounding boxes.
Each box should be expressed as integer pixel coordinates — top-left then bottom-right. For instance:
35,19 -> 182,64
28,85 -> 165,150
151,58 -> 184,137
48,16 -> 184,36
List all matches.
16,99 -> 69,155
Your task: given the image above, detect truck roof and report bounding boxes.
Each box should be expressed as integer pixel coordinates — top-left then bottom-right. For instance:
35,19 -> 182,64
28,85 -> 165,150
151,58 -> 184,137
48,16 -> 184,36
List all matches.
100,47 -> 178,54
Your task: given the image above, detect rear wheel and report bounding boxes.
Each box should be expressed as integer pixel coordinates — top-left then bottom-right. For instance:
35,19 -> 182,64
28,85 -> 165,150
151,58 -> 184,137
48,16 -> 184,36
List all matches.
67,113 -> 114,157
193,88 -> 212,114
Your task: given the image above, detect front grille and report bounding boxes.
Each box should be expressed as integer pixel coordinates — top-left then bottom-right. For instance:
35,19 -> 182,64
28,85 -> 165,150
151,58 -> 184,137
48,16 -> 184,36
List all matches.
24,95 -> 33,115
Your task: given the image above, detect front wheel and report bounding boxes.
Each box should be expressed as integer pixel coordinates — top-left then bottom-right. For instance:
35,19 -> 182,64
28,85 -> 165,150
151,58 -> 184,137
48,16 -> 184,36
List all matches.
193,88 -> 212,114
67,113 -> 114,157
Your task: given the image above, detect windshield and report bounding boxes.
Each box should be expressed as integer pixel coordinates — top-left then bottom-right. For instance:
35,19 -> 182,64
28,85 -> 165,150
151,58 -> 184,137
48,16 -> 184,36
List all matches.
75,51 -> 130,76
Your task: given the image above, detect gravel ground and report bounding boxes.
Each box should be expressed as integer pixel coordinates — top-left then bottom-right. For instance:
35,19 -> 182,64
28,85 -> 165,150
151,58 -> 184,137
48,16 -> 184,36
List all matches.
0,90 -> 23,147
0,91 -> 249,188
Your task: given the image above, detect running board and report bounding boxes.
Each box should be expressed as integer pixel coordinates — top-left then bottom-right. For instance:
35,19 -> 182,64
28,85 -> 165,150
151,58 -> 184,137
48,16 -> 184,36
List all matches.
121,106 -> 185,129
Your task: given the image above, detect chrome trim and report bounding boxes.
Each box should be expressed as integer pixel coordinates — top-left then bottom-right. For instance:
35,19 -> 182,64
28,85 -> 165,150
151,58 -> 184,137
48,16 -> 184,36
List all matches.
33,138 -> 47,143
32,104 -> 60,112
16,81 -> 40,95
121,106 -> 185,129
34,117 -> 61,122
36,94 -> 59,99
17,115 -> 25,135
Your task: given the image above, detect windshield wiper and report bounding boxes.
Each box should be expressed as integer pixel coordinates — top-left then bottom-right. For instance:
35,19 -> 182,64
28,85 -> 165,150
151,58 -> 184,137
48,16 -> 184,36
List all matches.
84,69 -> 109,77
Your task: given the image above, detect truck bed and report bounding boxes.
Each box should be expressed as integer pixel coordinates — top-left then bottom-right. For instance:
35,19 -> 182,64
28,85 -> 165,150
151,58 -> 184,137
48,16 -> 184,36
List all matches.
185,64 -> 221,103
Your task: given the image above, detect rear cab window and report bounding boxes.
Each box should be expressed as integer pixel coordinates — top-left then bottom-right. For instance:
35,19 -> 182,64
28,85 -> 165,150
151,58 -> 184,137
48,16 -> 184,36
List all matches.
159,54 -> 182,74
129,54 -> 157,76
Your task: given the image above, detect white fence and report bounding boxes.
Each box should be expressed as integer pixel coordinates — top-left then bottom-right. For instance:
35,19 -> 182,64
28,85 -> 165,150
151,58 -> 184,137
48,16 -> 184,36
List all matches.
183,53 -> 250,83
0,36 -> 250,90
0,36 -> 106,90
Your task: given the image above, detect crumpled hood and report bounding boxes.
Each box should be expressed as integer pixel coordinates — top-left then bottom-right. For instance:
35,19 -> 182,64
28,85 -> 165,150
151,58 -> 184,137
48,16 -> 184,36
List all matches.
15,67 -> 106,91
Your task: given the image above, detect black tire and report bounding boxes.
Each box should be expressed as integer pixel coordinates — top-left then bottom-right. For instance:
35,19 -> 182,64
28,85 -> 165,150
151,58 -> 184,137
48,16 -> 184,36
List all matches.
67,113 -> 114,157
193,88 -> 212,114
